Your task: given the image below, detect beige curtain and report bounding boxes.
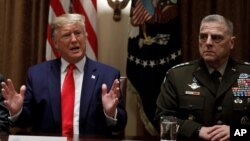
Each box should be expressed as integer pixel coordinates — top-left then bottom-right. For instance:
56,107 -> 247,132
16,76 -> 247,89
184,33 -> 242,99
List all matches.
0,0 -> 49,88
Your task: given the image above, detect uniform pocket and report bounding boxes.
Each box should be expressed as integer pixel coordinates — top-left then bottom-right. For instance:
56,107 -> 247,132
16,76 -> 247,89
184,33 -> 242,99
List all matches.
233,97 -> 250,111
179,95 -> 205,110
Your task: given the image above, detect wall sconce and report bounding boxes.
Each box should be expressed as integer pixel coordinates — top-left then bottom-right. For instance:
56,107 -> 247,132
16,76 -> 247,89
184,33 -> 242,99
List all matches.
107,0 -> 130,22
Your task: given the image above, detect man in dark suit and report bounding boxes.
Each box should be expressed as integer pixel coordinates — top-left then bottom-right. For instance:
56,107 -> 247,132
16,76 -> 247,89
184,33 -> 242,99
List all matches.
1,14 -> 127,137
0,73 -> 9,135
155,14 -> 250,141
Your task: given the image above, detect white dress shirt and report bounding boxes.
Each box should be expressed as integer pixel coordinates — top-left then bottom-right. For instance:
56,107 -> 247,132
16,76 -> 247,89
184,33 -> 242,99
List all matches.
61,57 -> 117,134
61,57 -> 85,134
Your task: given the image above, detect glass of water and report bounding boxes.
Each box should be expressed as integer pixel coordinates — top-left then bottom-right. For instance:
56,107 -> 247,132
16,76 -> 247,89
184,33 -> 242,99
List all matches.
160,116 -> 179,141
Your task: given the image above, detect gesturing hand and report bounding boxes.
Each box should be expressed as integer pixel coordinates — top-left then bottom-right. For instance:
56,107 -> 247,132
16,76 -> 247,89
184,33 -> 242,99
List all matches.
101,79 -> 120,118
1,79 -> 26,116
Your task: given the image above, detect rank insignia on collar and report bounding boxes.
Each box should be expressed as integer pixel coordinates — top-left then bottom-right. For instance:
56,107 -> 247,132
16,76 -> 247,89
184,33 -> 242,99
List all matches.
232,68 -> 236,72
188,83 -> 200,90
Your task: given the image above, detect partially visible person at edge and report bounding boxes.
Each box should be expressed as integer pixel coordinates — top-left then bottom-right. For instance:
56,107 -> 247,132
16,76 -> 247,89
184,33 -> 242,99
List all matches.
1,13 -> 127,137
0,73 -> 9,135
155,14 -> 250,141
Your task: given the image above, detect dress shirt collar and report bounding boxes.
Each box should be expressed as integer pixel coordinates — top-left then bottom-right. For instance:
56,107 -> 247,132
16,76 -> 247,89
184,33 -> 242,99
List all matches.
61,57 -> 86,73
206,60 -> 228,76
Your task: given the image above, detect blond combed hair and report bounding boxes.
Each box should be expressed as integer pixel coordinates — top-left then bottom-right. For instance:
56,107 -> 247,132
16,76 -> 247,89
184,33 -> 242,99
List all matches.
51,13 -> 88,39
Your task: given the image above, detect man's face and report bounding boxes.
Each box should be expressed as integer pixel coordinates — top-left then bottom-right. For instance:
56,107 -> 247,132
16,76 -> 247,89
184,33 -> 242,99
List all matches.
53,23 -> 86,63
199,21 -> 235,67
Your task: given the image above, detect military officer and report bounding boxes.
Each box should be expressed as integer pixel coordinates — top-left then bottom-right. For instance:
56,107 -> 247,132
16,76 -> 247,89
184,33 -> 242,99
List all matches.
155,14 -> 250,141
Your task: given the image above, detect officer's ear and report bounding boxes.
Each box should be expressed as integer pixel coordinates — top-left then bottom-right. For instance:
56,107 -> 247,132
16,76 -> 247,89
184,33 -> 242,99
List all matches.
230,36 -> 236,50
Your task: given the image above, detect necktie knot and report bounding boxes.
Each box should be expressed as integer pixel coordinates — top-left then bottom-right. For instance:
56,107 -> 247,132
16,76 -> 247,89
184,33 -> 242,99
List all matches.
211,70 -> 221,78
68,64 -> 75,72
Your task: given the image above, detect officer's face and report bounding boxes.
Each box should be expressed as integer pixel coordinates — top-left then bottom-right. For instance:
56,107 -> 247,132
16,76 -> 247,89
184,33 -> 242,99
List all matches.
198,21 -> 235,68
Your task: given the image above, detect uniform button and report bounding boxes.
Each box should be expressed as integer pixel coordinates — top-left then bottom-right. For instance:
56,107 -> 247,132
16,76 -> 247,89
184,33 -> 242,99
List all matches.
241,116 -> 249,125
217,120 -> 223,124
217,106 -> 223,111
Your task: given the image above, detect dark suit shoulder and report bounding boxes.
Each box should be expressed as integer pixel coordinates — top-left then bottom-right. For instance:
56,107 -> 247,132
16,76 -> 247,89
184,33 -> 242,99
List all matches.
87,58 -> 119,72
29,59 -> 59,70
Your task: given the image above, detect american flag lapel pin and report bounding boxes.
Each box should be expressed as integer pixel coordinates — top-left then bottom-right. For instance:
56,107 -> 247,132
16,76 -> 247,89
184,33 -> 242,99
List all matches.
91,75 -> 96,79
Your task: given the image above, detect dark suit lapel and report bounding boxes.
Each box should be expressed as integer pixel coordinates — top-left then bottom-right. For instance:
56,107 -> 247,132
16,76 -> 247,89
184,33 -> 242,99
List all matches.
79,58 -> 98,124
48,59 -> 62,126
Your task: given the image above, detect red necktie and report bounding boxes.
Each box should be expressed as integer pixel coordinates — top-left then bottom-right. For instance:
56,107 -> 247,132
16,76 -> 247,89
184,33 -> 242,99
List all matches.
61,64 -> 75,136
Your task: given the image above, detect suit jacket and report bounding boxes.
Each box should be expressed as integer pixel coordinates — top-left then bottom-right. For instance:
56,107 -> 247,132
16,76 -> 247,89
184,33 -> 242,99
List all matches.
155,58 -> 250,138
15,57 -> 127,136
0,73 -> 10,135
